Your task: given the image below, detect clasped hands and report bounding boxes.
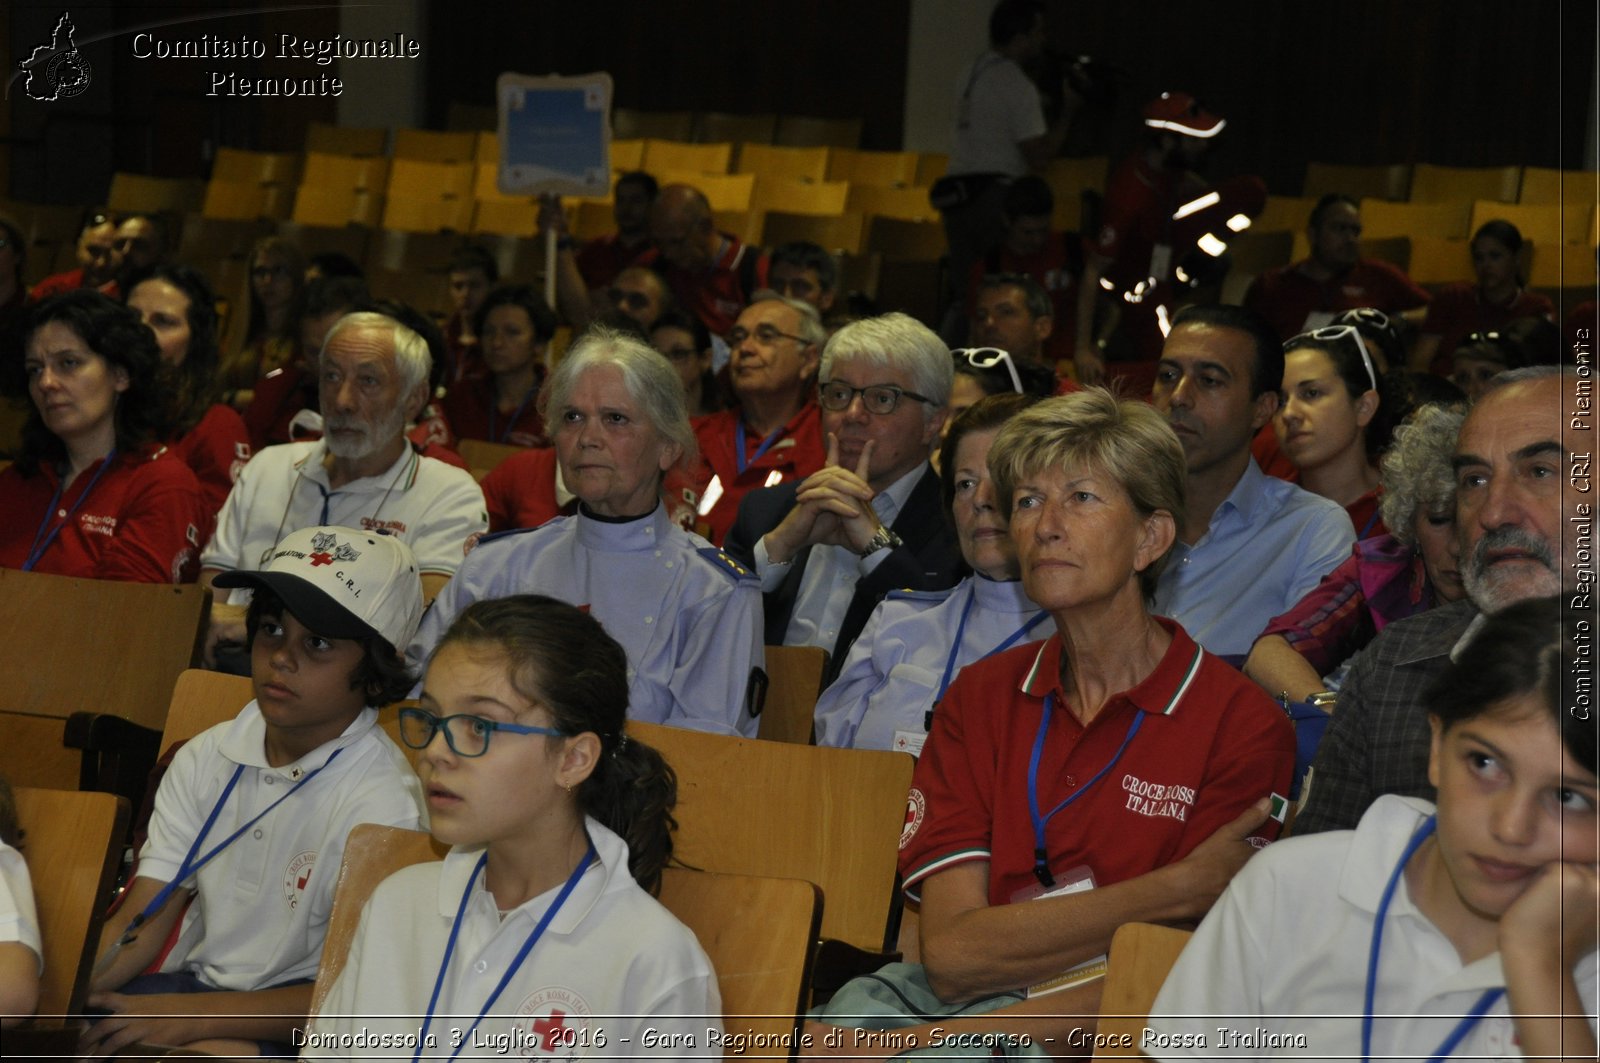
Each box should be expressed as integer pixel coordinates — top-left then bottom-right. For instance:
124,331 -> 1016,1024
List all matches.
762,435 -> 885,564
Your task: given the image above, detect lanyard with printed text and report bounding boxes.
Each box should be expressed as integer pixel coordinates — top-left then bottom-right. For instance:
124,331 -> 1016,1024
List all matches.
416,840 -> 597,1062
1027,695 -> 1143,888
1362,814 -> 1503,1063
23,449 -> 117,571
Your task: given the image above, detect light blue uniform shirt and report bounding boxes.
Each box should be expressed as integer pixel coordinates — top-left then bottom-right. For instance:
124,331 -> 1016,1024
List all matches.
411,504 -> 763,737
1153,459 -> 1355,660
814,574 -> 1046,752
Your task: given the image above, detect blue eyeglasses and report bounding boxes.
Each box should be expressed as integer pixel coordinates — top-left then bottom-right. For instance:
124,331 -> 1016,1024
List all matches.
398,707 -> 565,757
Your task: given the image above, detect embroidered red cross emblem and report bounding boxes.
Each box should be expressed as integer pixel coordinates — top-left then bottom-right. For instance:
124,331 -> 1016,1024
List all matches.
309,552 -> 333,566
532,1010 -> 568,1050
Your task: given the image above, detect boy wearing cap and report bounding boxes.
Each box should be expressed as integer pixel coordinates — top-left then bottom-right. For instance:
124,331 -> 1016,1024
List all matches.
83,526 -> 426,1058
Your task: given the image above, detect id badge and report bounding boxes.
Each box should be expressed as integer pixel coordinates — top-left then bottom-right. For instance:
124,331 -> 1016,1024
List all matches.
1149,242 -> 1173,282
1009,865 -> 1108,997
892,730 -> 928,757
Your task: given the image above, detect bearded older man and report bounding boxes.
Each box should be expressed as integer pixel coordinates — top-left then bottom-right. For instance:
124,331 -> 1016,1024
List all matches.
1295,366 -> 1583,833
200,311 -> 486,669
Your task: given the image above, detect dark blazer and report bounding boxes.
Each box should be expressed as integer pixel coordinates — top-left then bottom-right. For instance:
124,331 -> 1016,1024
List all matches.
724,464 -> 966,685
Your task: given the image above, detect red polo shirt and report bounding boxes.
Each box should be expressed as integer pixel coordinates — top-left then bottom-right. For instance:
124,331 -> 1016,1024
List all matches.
575,232 -> 653,291
1420,282 -> 1555,375
0,448 -> 206,583
637,234 -> 768,337
1245,259 -> 1430,344
441,374 -> 549,448
900,619 -> 1293,906
689,403 -> 825,546
29,268 -> 119,302
168,404 -> 252,523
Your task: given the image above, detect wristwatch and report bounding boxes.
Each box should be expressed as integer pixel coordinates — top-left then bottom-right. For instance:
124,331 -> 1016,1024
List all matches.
856,525 -> 903,557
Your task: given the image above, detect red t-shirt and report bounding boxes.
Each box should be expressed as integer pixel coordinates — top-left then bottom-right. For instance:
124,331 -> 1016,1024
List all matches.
1421,282 -> 1555,375
480,446 -> 569,533
441,374 -> 548,448
900,620 -> 1293,907
168,404 -> 251,523
689,403 -> 825,546
29,268 -> 119,302
242,364 -> 317,452
1244,259 -> 1431,344
966,232 -> 1085,365
442,312 -> 486,387
575,233 -> 653,291
0,448 -> 206,583
637,235 -> 768,337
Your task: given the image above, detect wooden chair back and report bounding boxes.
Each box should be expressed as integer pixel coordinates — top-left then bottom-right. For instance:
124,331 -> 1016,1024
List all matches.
307,825 -> 445,1017
457,439 -> 526,479
761,210 -> 865,255
14,787 -> 131,1017
1359,198 -> 1471,241
775,115 -> 863,150
643,140 -> 734,177
1409,163 -> 1522,204
659,867 -> 820,1049
737,144 -> 831,185
1301,161 -> 1412,202
305,121 -> 387,156
757,646 -> 827,745
696,112 -> 778,147
1091,923 -> 1193,1060
162,669 -> 255,750
0,571 -> 209,785
628,721 -> 914,952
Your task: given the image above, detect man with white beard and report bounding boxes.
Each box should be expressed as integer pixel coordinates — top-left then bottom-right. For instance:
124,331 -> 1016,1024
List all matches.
201,311 -> 486,670
1294,366 -> 1585,833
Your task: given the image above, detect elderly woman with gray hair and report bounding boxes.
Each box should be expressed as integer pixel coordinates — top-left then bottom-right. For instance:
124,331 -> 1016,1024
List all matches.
410,327 -> 764,737
1244,401 -> 1470,707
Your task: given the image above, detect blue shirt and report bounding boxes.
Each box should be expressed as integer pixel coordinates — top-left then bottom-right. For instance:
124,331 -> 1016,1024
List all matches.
814,574 -> 1044,751
1153,459 -> 1355,659
411,504 -> 763,736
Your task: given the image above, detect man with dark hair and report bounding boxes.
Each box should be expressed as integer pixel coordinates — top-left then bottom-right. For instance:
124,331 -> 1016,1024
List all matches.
113,213 -> 171,280
1244,194 -> 1430,342
442,243 -> 499,384
1149,304 -> 1354,659
574,170 -> 658,290
970,272 -> 1054,368
30,210 -> 122,299
936,0 -> 1080,332
965,175 -> 1082,367
768,241 -> 838,315
641,183 -> 768,337
1076,93 -> 1265,395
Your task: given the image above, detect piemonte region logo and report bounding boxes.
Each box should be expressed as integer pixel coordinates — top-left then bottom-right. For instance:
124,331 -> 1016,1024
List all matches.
19,12 -> 91,101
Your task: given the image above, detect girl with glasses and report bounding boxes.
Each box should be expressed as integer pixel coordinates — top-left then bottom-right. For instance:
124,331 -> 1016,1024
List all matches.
309,595 -> 717,1059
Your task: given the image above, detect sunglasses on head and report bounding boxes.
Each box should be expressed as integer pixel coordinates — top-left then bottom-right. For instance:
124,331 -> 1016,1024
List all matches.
951,347 -> 1023,394
1286,325 -> 1378,393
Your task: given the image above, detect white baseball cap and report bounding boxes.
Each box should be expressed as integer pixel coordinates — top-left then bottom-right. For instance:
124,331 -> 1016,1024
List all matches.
212,525 -> 424,650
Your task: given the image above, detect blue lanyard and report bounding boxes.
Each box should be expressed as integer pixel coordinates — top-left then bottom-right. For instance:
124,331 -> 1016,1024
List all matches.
489,387 -> 537,445
932,585 -> 1049,712
22,449 -> 117,571
1362,814 -> 1504,1063
1026,695 -> 1144,888
119,748 -> 344,944
735,417 -> 785,475
1359,505 -> 1382,538
416,840 -> 597,1062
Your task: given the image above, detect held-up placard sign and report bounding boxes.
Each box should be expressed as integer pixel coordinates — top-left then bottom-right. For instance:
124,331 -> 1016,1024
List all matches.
496,71 -> 612,197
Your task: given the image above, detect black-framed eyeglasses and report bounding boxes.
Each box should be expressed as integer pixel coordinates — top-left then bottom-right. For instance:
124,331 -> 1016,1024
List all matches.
398,707 -> 565,758
1285,324 -> 1378,393
726,323 -> 808,347
818,380 -> 935,415
951,347 -> 1023,394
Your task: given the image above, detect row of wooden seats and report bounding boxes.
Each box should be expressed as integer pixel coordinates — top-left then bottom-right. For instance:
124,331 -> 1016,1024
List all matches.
1256,194 -> 1600,249
1299,160 -> 1599,208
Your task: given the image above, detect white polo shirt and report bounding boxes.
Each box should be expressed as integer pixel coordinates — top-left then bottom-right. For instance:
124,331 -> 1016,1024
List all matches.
1147,795 -> 1599,1060
138,703 -> 424,991
307,817 -> 719,1060
0,841 -> 41,974
202,440 -> 487,587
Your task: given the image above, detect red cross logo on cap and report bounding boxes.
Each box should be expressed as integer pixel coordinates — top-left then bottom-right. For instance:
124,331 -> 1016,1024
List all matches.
309,552 -> 333,566
532,1010 -> 569,1050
